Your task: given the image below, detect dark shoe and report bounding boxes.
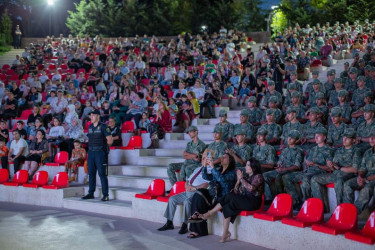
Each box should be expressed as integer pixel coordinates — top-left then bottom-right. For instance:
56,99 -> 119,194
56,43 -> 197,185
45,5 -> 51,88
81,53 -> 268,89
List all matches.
81,194 -> 94,200
293,201 -> 302,211
101,195 -> 109,201
157,222 -> 174,231
178,223 -> 188,234
187,233 -> 200,239
264,200 -> 272,206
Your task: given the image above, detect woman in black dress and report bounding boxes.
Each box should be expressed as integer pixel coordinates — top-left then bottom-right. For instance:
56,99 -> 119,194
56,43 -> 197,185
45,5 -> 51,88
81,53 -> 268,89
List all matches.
198,158 -> 264,243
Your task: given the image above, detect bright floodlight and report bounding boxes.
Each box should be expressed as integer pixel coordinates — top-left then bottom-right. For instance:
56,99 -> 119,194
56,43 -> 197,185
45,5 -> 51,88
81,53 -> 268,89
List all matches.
271,5 -> 278,9
47,0 -> 54,6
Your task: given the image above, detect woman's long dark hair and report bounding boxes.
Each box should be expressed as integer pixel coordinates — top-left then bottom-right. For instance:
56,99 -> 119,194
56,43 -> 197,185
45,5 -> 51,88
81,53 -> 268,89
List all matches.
222,153 -> 236,174
248,157 -> 262,175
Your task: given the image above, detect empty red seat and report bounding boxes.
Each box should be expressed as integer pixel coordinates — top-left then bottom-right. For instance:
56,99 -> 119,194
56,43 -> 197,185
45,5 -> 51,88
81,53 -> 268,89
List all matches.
168,91 -> 174,98
77,68 -> 86,74
48,64 -> 57,71
156,181 -> 186,202
3,170 -> 28,186
43,172 -> 69,189
23,171 -> 49,188
135,179 -> 165,200
45,151 -> 69,166
239,195 -> 265,216
312,203 -> 357,235
345,211 -> 375,245
18,109 -> 33,119
0,169 -> 9,184
123,136 -> 142,150
281,198 -> 323,228
2,64 -> 10,71
121,121 -> 134,132
253,193 -> 293,221
9,74 -> 19,81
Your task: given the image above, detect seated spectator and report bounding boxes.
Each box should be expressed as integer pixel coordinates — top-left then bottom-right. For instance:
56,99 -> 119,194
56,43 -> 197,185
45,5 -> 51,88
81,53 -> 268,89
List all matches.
23,129 -> 48,179
147,101 -> 172,148
199,84 -> 221,118
2,92 -> 18,121
124,92 -> 148,129
0,120 -> 9,142
108,117 -> 122,147
111,94 -> 130,125
138,112 -> 150,133
63,117 -> 84,157
236,82 -> 250,106
0,139 -> 9,167
65,140 -> 86,182
63,104 -> 79,128
15,121 -> 27,140
1,130 -> 29,174
46,117 -> 64,159
28,117 -> 46,141
81,100 -> 94,125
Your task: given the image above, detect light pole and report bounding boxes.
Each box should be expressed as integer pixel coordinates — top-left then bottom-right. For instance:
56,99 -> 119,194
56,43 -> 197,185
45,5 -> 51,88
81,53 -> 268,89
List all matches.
47,0 -> 54,36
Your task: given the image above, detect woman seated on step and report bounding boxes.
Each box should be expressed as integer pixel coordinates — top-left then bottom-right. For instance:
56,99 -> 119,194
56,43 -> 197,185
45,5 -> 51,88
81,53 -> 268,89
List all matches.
186,152 -> 236,240
196,157 -> 264,243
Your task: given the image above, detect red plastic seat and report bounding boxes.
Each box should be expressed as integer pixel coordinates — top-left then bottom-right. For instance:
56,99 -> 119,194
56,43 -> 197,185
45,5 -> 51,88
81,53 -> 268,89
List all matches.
312,203 -> 357,235
18,109 -> 33,119
23,171 -> 49,188
253,193 -> 293,221
9,74 -> 19,81
42,172 -> 69,189
45,151 -> 69,166
84,121 -> 92,132
345,211 -> 375,245
123,136 -> 142,150
3,170 -> 29,186
156,181 -> 186,202
77,68 -> 86,74
168,91 -> 174,98
0,169 -> 9,184
48,64 -> 57,71
281,198 -> 324,228
2,64 -> 10,71
239,195 -> 265,216
135,179 -> 165,200
121,121 -> 135,132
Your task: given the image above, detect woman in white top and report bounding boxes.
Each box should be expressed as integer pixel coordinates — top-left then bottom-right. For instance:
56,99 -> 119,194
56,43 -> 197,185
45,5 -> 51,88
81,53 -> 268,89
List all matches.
47,117 -> 65,158
63,104 -> 78,129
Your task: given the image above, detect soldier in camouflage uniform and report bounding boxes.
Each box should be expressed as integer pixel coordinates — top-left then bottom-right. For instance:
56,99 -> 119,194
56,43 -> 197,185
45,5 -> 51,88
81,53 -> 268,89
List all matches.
252,128 -> 277,173
328,78 -> 345,108
343,129 -> 375,213
261,96 -> 283,124
327,107 -> 347,149
290,91 -> 307,123
356,104 -> 375,154
340,62 -> 349,79
283,83 -> 302,110
300,107 -> 324,150
365,67 -> 375,91
307,80 -> 324,108
264,130 -> 304,202
283,127 -> 334,209
351,76 -> 371,111
288,71 -> 304,93
281,107 -> 303,149
206,126 -> 228,165
246,96 -> 263,127
214,109 -> 234,144
333,90 -> 352,124
260,109 -> 282,146
351,91 -> 373,129
344,67 -> 358,93
315,92 -> 329,124
305,71 -> 325,100
167,126 -> 206,185
262,81 -> 282,109
227,128 -> 252,169
311,128 -> 360,212
324,70 -> 336,94
234,109 -> 255,144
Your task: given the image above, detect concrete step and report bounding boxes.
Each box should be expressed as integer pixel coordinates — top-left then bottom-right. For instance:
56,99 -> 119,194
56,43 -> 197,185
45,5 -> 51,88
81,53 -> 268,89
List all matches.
107,175 -> 172,190
108,165 -> 168,178
159,139 -> 213,149
139,148 -> 184,157
63,197 -> 132,217
83,186 -> 144,201
137,156 -> 184,166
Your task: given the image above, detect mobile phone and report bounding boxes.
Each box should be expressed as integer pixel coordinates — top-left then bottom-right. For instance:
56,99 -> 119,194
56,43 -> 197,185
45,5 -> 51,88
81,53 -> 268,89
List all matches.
207,151 -> 212,159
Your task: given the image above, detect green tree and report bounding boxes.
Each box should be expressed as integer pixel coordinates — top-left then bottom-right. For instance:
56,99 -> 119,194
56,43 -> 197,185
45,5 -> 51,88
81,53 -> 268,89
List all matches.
271,9 -> 288,36
239,0 -> 266,31
0,9 -> 13,45
345,0 -> 375,23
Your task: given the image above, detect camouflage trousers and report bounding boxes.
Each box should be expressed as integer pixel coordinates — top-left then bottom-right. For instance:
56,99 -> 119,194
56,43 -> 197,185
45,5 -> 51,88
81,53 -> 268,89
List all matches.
343,178 -> 375,213
263,170 -> 289,201
167,162 -> 199,186
282,167 -> 326,205
311,171 -> 355,212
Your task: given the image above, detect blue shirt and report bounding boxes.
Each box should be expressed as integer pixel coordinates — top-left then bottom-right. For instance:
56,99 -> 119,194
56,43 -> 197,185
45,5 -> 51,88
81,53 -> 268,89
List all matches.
202,167 -> 237,198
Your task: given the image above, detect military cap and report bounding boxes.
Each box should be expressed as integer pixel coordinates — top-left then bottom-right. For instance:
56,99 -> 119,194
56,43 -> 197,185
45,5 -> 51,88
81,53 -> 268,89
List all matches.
267,80 -> 275,86
349,67 -> 358,74
291,71 -> 298,76
234,128 -> 246,136
363,104 -> 375,113
240,109 -> 249,116
257,128 -> 268,135
286,107 -> 297,114
289,83 -> 297,90
288,129 -> 301,140
312,70 -> 320,75
291,91 -> 301,98
269,96 -> 278,103
369,128 -> 375,137
89,109 -> 100,115
330,107 -> 342,117
327,71 -> 334,76
186,126 -> 198,133
357,75 -> 366,82
334,77 -> 343,83
364,65 -> 372,70
307,107 -> 321,114
338,89 -> 348,97
370,67 -> 375,72
213,126 -> 222,133
316,92 -> 325,99
358,58 -> 365,63
330,69 -> 336,74
248,96 -> 257,103
344,62 -> 350,66
342,128 -> 356,138
219,109 -> 227,117
266,109 -> 275,116
364,91 -> 373,98
315,127 -> 327,135
312,79 -> 321,85
354,52 -> 360,57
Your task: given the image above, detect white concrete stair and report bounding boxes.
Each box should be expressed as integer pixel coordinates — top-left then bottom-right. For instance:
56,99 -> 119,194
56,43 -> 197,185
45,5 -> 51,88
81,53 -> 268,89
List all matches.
107,175 -> 172,190
108,164 -> 168,178
82,186 -> 145,201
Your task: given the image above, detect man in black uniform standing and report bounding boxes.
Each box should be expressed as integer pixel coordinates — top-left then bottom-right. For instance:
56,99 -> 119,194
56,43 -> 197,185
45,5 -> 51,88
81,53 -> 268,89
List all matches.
82,109 -> 113,201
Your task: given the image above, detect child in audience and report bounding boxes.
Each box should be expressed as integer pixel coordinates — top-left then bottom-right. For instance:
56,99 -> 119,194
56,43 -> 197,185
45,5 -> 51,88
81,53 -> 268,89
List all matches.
81,100 -> 93,124
0,139 -> 9,166
237,82 -> 250,106
16,121 -> 27,140
65,140 -> 86,182
100,101 -> 111,123
168,98 -> 178,117
139,112 -> 151,131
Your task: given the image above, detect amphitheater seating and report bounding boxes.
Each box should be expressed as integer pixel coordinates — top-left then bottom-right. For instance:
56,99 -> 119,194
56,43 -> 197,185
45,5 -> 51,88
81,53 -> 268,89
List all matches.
42,172 -> 69,189
18,109 -> 33,120
156,181 -> 185,202
123,136 -> 142,150
345,211 -> 375,245
0,169 -> 9,184
312,203 -> 357,235
281,198 -> 324,228
135,179 -> 165,200
23,171 -> 49,188
253,193 -> 293,221
45,151 -> 69,166
239,195 -> 265,216
121,121 -> 135,132
3,170 -> 29,186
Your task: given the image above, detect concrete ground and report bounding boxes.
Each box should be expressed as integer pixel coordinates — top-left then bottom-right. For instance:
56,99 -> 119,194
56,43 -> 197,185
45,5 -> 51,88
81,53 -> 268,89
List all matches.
0,202 -> 271,250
